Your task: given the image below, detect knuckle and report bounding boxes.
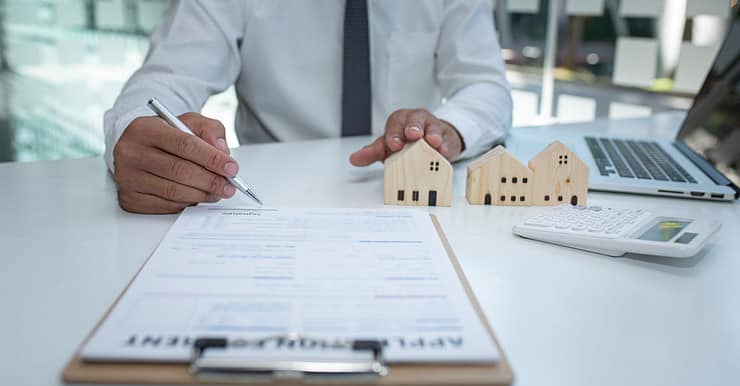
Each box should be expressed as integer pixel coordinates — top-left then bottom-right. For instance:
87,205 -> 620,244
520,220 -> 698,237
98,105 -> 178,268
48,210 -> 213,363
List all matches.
112,141 -> 130,161
113,167 -> 126,186
158,200 -> 182,213
168,159 -> 192,181
177,135 -> 199,156
207,151 -> 222,171
411,109 -> 430,121
125,117 -> 147,133
113,166 -> 136,189
391,109 -> 408,120
164,182 -> 183,202
209,174 -> 224,194
207,118 -> 226,133
117,191 -> 138,213
179,112 -> 198,124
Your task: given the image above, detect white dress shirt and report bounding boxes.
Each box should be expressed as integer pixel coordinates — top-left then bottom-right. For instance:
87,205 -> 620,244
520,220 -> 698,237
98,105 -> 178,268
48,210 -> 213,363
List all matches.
104,0 -> 512,171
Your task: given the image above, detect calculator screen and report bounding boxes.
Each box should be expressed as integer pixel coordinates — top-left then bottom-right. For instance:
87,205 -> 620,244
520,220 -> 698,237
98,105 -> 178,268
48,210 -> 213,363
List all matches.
638,220 -> 692,242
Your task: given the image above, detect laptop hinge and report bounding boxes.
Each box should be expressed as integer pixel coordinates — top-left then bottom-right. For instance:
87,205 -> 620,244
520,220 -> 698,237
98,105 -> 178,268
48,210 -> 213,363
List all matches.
673,141 -> 740,199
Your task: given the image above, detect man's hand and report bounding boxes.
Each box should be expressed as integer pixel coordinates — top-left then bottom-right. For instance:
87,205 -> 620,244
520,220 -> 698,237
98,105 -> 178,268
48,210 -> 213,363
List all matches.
113,113 -> 238,214
349,108 -> 464,166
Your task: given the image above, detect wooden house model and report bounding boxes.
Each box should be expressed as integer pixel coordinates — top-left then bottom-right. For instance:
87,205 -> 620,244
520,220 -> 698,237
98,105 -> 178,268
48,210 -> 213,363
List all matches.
529,141 -> 589,206
384,139 -> 453,207
466,141 -> 589,206
466,146 -> 533,206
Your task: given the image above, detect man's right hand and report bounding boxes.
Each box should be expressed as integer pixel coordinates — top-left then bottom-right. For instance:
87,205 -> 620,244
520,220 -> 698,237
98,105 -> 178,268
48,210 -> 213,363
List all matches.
113,113 -> 239,214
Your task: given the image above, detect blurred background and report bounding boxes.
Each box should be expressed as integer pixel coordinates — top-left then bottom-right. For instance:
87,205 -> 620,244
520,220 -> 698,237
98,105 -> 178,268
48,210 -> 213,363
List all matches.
0,0 -> 734,162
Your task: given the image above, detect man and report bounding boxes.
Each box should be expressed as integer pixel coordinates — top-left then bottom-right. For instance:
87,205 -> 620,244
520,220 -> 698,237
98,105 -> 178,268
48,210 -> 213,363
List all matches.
107,1 -> 512,213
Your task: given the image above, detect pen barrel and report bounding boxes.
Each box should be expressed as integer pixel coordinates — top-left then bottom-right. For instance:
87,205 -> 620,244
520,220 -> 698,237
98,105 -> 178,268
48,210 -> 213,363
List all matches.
148,98 -> 195,136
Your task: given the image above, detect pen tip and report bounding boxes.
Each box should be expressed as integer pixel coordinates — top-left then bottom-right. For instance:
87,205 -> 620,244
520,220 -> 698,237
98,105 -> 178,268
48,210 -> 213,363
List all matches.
247,190 -> 263,206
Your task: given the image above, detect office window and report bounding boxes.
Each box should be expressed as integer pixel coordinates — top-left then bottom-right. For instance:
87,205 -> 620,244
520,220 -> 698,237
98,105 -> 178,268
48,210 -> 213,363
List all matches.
397,190 -> 404,201
0,0 -> 237,163
2,1 -> 728,162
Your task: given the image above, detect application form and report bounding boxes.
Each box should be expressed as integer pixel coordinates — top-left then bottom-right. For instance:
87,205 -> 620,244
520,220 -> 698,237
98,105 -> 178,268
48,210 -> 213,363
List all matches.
81,207 -> 499,363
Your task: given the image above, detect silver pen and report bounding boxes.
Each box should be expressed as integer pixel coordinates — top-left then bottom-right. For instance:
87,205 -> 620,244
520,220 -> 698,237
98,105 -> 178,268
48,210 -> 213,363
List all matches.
147,97 -> 263,206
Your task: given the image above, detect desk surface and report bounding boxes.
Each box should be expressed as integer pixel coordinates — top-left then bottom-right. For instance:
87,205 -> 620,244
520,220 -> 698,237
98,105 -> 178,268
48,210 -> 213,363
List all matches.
1,114 -> 739,386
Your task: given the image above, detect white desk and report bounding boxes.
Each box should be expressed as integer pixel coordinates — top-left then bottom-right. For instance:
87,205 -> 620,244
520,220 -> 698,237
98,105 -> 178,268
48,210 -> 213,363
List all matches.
1,114 -> 739,386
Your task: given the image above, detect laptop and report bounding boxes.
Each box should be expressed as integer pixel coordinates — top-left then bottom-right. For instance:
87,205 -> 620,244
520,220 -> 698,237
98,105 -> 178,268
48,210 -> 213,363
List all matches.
509,5 -> 740,201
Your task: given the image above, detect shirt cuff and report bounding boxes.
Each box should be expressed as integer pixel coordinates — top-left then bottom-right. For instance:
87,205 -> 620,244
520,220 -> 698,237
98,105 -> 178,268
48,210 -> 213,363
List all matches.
433,105 -> 486,161
103,106 -> 157,173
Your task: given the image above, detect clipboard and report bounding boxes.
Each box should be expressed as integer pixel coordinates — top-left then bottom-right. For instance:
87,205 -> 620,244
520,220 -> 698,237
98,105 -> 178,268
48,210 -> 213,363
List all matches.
62,214 -> 514,385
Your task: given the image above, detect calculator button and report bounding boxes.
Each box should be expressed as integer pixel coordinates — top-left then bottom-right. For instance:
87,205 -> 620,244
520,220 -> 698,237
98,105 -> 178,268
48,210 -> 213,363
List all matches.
524,220 -> 553,227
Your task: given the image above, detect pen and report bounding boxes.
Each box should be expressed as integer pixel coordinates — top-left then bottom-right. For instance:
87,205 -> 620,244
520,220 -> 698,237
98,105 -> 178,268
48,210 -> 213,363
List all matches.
147,97 -> 263,206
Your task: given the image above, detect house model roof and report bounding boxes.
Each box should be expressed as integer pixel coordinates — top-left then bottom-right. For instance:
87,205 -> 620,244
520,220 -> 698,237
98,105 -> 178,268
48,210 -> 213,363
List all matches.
385,139 -> 451,168
528,140 -> 586,167
467,145 -> 522,170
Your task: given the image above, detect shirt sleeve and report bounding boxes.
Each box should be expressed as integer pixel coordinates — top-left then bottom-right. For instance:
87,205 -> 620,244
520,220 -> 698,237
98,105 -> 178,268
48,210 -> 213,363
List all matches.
103,0 -> 246,172
433,0 -> 513,161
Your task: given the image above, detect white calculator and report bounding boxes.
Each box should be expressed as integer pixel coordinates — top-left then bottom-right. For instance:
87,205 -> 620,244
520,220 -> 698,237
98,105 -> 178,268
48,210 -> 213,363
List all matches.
513,205 -> 720,257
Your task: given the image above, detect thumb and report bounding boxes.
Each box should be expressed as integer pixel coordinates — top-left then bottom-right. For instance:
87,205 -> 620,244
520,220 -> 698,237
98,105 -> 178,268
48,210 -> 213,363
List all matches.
350,136 -> 389,166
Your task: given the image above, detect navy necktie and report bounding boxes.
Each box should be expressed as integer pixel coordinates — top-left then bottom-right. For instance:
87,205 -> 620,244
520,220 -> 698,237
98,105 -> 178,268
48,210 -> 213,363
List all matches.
341,0 -> 372,137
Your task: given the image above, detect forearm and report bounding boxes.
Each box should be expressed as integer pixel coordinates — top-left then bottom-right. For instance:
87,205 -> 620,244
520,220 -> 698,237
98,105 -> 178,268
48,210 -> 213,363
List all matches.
434,81 -> 512,161
433,0 -> 513,161
104,0 -> 245,172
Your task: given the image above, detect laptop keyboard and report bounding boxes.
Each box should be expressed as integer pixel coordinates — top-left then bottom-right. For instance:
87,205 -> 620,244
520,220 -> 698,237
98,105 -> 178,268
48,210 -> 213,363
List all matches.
585,137 -> 697,183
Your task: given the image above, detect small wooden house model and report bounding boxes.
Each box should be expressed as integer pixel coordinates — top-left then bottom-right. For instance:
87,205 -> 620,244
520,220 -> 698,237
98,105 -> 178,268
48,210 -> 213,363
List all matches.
466,145 -> 534,206
466,141 -> 589,206
384,139 -> 453,207
529,141 -> 589,206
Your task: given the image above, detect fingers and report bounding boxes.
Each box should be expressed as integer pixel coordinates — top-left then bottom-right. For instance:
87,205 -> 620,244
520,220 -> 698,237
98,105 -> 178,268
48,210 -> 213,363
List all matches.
147,124 -> 239,179
350,136 -> 389,166
134,147 -> 236,198
117,190 -> 191,214
438,120 -> 464,160
350,109 -> 466,167
382,109 -> 432,153
402,109 -> 432,142
423,121 -> 445,148
383,112 -> 406,153
126,171 -> 222,204
180,113 -> 230,154
113,115 -> 236,214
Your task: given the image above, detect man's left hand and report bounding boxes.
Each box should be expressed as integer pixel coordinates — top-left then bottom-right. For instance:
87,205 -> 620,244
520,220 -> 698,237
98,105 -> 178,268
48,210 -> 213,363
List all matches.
349,108 -> 465,166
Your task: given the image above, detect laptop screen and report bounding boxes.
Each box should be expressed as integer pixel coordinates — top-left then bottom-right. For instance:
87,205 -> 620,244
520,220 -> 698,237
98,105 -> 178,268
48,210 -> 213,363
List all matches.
677,6 -> 740,187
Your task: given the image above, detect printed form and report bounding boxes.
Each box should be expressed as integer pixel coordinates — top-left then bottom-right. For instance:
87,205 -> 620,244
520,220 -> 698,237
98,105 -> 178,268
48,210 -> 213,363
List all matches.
82,207 -> 499,363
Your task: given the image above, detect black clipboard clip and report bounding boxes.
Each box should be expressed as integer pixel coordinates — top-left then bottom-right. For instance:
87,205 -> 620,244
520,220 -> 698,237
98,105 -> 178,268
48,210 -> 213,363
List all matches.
190,333 -> 388,381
